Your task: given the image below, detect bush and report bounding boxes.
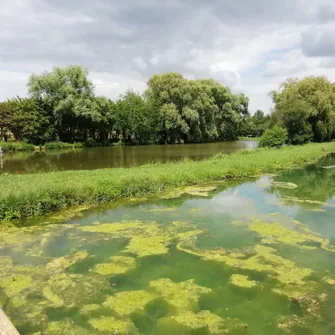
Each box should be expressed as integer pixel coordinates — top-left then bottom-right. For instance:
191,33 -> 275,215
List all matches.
84,137 -> 96,147
44,141 -> 83,150
259,126 -> 288,148
0,141 -> 35,152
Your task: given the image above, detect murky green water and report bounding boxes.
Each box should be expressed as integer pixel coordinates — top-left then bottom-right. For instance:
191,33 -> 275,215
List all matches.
1,155 -> 335,335
0,141 -> 257,174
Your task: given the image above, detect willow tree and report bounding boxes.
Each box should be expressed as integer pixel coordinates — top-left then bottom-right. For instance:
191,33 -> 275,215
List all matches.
145,73 -> 249,143
271,76 -> 335,143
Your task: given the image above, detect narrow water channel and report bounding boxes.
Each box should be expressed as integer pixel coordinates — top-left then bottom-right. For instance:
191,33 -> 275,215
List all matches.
0,154 -> 335,335
0,141 -> 258,174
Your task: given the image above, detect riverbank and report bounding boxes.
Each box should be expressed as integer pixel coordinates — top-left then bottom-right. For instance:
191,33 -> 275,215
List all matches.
1,142 -> 335,221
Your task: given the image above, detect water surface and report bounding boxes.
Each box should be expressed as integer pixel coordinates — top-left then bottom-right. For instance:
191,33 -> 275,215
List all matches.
1,155 -> 335,335
0,141 -> 257,174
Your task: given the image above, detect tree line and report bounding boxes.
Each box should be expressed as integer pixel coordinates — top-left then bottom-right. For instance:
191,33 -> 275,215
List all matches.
0,66 -> 249,146
1,66 -> 335,147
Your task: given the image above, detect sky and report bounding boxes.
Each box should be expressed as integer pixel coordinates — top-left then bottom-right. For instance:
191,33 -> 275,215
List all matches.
1,0 -> 335,113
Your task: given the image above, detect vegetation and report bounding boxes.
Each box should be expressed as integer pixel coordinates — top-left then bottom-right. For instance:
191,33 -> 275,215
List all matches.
0,66 -> 249,146
259,126 -> 288,148
270,76 -> 335,144
0,141 -> 35,152
238,110 -> 270,137
1,142 -> 335,221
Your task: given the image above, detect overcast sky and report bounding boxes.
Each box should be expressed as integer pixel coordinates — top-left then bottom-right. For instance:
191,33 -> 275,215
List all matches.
1,0 -> 335,113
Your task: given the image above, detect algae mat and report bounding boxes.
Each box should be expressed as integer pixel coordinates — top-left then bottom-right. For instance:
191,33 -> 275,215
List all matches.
1,155 -> 335,335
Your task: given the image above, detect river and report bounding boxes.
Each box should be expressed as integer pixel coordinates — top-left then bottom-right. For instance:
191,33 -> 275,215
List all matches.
0,141 -> 257,174
1,154 -> 335,334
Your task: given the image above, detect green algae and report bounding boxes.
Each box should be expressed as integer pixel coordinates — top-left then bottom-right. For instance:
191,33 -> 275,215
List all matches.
230,274 -> 257,288
178,244 -> 313,285
147,207 -> 177,212
162,185 -> 217,199
89,316 -> 137,334
46,250 -> 88,273
92,256 -> 136,275
125,235 -> 172,257
0,275 -> 32,298
42,287 -> 63,306
170,311 -> 244,334
47,320 -> 92,335
272,181 -> 298,189
80,304 -> 101,315
322,276 -> 335,285
249,219 -> 334,251
149,278 -> 211,310
104,290 -> 157,316
280,196 -> 328,207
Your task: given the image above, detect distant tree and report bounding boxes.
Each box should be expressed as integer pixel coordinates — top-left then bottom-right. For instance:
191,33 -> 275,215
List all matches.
0,101 -> 14,141
271,76 -> 335,143
27,65 -> 96,142
10,98 -> 55,145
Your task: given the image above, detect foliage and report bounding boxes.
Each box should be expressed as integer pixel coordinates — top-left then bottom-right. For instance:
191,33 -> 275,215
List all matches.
271,76 -> 335,143
0,142 -> 334,221
0,141 -> 35,152
0,101 -> 14,141
145,73 -> 249,143
44,142 -> 83,150
259,126 -> 288,148
238,110 -> 270,137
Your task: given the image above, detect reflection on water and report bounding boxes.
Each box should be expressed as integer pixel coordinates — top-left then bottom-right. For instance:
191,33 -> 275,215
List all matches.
1,155 -> 335,334
0,141 -> 257,174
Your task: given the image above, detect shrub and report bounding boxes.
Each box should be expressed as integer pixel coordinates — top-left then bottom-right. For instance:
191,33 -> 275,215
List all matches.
44,141 -> 83,150
259,126 -> 288,148
0,141 -> 35,152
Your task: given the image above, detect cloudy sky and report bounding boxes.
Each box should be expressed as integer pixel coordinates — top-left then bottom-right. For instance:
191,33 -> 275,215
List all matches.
1,0 -> 335,113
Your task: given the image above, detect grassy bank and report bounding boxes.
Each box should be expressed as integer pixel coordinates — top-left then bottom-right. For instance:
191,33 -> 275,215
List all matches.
1,142 -> 335,221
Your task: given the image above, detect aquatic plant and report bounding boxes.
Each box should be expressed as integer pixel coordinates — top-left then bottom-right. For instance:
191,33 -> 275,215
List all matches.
149,278 -> 212,311
249,219 -> 335,251
230,274 -> 257,288
272,181 -> 298,189
170,311 -> 244,334
89,316 -> 137,334
92,256 -> 136,275
104,290 -> 157,316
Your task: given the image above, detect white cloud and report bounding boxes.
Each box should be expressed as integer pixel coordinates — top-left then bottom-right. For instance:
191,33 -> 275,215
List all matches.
1,0 -> 335,113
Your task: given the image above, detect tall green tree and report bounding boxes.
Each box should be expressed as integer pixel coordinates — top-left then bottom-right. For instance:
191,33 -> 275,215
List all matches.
0,101 -> 14,141
271,76 -> 335,143
27,65 -> 96,142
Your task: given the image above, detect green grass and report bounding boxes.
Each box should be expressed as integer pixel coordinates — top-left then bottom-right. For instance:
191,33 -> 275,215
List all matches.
238,136 -> 260,141
0,141 -> 36,152
43,141 -> 83,150
1,142 -> 335,221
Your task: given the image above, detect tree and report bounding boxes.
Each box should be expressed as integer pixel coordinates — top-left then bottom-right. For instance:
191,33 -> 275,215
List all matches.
27,65 -> 96,142
9,98 -> 55,144
0,101 -> 14,141
271,76 -> 335,143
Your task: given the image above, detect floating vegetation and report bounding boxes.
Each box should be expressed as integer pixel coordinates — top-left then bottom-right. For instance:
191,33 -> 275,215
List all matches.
149,278 -> 212,310
47,320 -> 92,335
46,250 -> 88,273
42,287 -> 63,306
280,196 -> 327,207
104,290 -> 157,316
80,304 -> 101,315
0,275 -> 32,298
322,165 -> 335,169
146,207 -> 177,212
92,256 -> 136,275
249,219 -> 335,251
272,182 -> 298,189
125,235 -> 172,257
170,311 -> 243,334
230,274 -> 257,288
162,185 -> 217,199
322,276 -> 335,285
89,316 -> 137,334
